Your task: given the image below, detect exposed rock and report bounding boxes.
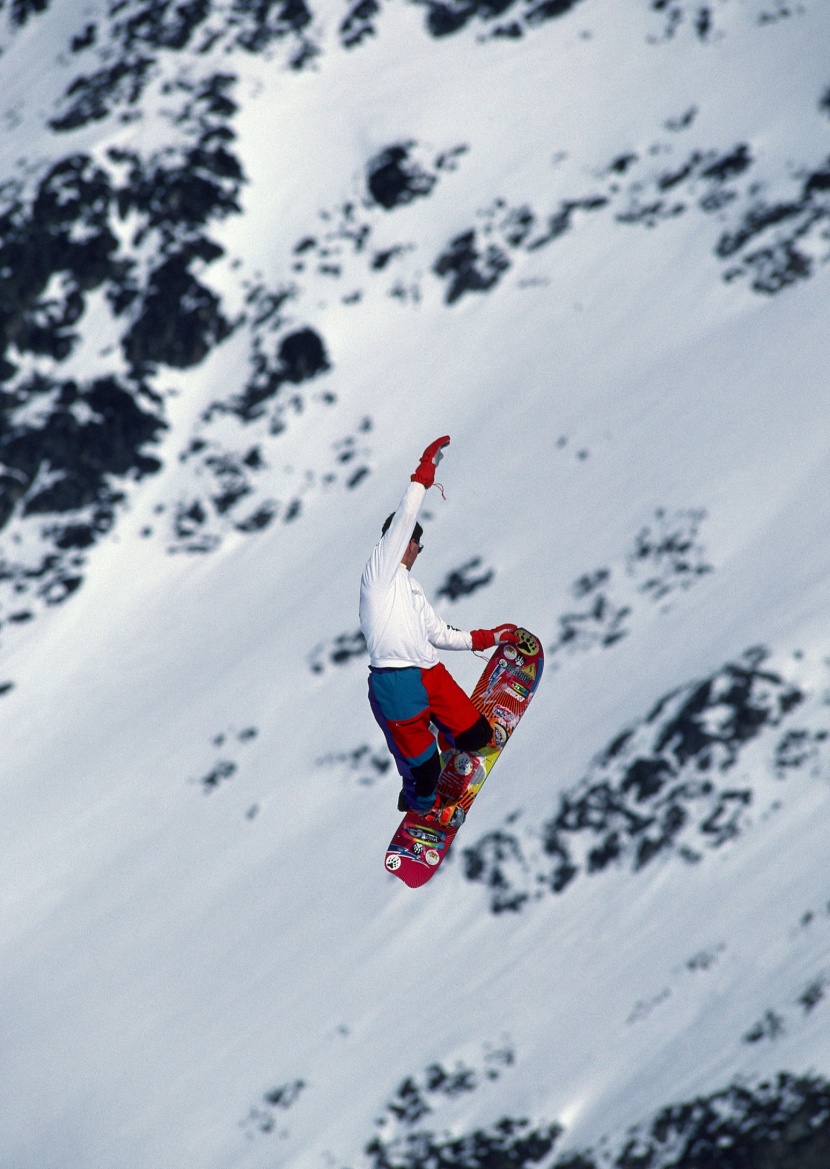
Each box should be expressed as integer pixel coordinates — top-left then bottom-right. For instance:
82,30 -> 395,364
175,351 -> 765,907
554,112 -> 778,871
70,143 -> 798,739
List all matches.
463,648 -> 811,913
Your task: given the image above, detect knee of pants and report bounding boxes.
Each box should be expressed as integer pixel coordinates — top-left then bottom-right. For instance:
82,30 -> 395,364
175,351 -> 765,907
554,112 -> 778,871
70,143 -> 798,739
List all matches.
454,714 -> 491,753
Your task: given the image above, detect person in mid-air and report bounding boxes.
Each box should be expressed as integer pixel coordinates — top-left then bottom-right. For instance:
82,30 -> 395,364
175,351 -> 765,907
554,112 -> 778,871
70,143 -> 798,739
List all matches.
359,436 -> 519,819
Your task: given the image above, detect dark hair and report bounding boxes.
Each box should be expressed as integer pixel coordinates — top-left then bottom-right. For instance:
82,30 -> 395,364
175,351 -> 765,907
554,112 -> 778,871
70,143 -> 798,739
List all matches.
382,512 -> 423,544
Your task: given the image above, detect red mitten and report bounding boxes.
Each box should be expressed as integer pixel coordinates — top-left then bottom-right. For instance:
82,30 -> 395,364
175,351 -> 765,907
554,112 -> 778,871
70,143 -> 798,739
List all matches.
470,624 -> 519,651
411,435 -> 451,488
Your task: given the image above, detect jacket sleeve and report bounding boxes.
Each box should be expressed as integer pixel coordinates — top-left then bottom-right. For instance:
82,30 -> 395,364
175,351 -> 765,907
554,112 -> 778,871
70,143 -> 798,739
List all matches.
361,481 -> 425,590
420,593 -> 473,652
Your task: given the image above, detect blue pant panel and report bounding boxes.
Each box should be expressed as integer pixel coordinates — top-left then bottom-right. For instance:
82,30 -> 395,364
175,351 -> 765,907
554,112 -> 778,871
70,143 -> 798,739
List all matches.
368,666 -> 429,721
368,668 -> 439,809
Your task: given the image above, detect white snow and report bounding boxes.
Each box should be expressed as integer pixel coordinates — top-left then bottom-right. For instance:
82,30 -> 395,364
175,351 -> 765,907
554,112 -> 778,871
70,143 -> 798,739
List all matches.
1,0 -> 830,1166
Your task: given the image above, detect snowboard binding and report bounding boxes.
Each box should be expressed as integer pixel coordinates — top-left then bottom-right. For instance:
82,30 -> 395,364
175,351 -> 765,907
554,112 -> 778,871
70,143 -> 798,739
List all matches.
397,790 -> 466,828
435,801 -> 466,829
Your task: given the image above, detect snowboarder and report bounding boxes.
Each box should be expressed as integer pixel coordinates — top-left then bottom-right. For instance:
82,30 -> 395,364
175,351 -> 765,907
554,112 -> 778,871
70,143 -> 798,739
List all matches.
360,436 -> 520,816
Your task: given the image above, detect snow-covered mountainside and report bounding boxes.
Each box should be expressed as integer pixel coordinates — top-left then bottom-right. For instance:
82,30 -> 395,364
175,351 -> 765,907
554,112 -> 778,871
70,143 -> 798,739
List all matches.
1,0 -> 830,1166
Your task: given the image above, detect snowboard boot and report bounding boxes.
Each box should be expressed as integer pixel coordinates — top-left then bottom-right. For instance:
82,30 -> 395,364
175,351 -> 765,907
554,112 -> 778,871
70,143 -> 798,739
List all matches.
400,791 -> 447,819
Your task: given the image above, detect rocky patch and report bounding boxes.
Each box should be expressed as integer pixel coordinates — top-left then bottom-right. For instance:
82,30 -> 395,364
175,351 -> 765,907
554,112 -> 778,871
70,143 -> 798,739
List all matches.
339,0 -> 383,48
367,143 -> 440,210
359,1055 -> 830,1169
315,742 -> 392,786
430,125 -> 829,303
0,14 -> 349,635
0,0 -> 53,34
435,557 -> 495,602
309,629 -> 368,675
364,1046 -> 560,1169
410,0 -> 583,41
49,0 -> 316,137
327,0 -> 795,50
648,0 -> 805,44
647,0 -> 725,42
0,373 -> 166,620
266,102 -> 829,320
375,1045 -> 516,1126
2,2 -> 826,652
743,964 -> 830,1046
0,71 -> 246,631
547,508 -> 711,664
168,406 -> 371,553
0,59 -> 349,592
192,724 -> 258,792
717,156 -> 830,293
339,0 -> 584,45
219,325 -> 331,427
368,1115 -> 561,1169
241,1077 -> 306,1139
557,1072 -> 830,1169
626,942 -> 726,1025
286,142 -> 467,292
462,647 -> 818,913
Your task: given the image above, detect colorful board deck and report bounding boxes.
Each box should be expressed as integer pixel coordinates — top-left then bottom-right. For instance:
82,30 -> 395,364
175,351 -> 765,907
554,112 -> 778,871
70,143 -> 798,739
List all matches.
384,628 -> 544,888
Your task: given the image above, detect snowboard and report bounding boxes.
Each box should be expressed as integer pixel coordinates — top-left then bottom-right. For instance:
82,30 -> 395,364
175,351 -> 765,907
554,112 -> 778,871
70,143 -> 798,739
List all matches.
384,628 -> 544,887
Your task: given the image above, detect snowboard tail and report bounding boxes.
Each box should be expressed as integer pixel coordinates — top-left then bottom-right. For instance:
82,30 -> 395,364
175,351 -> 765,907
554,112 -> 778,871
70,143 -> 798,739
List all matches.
384,628 -> 544,888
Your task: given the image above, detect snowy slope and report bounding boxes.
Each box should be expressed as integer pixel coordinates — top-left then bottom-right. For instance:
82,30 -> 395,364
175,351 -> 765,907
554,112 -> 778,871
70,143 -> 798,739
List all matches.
1,1 -> 830,1167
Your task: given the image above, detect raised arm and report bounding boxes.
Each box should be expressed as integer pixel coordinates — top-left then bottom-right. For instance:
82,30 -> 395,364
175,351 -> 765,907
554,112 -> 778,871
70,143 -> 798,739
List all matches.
362,437 -> 451,590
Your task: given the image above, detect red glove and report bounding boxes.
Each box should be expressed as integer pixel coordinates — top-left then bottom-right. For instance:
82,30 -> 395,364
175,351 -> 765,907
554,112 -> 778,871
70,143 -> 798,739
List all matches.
471,624 -> 519,651
411,436 -> 450,488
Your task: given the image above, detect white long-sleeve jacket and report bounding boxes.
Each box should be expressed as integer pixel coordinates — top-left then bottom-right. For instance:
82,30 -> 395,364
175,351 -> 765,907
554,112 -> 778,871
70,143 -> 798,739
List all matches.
359,481 -> 472,669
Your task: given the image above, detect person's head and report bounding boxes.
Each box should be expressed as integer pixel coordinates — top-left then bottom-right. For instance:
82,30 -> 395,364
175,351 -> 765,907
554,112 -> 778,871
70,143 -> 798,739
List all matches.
382,513 -> 423,570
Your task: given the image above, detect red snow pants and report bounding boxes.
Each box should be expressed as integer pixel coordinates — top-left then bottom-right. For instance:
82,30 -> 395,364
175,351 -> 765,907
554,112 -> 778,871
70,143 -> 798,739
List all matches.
368,661 -> 490,811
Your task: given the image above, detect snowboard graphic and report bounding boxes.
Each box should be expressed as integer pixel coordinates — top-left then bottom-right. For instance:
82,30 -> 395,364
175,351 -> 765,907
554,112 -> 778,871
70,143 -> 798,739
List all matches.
384,628 -> 544,888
